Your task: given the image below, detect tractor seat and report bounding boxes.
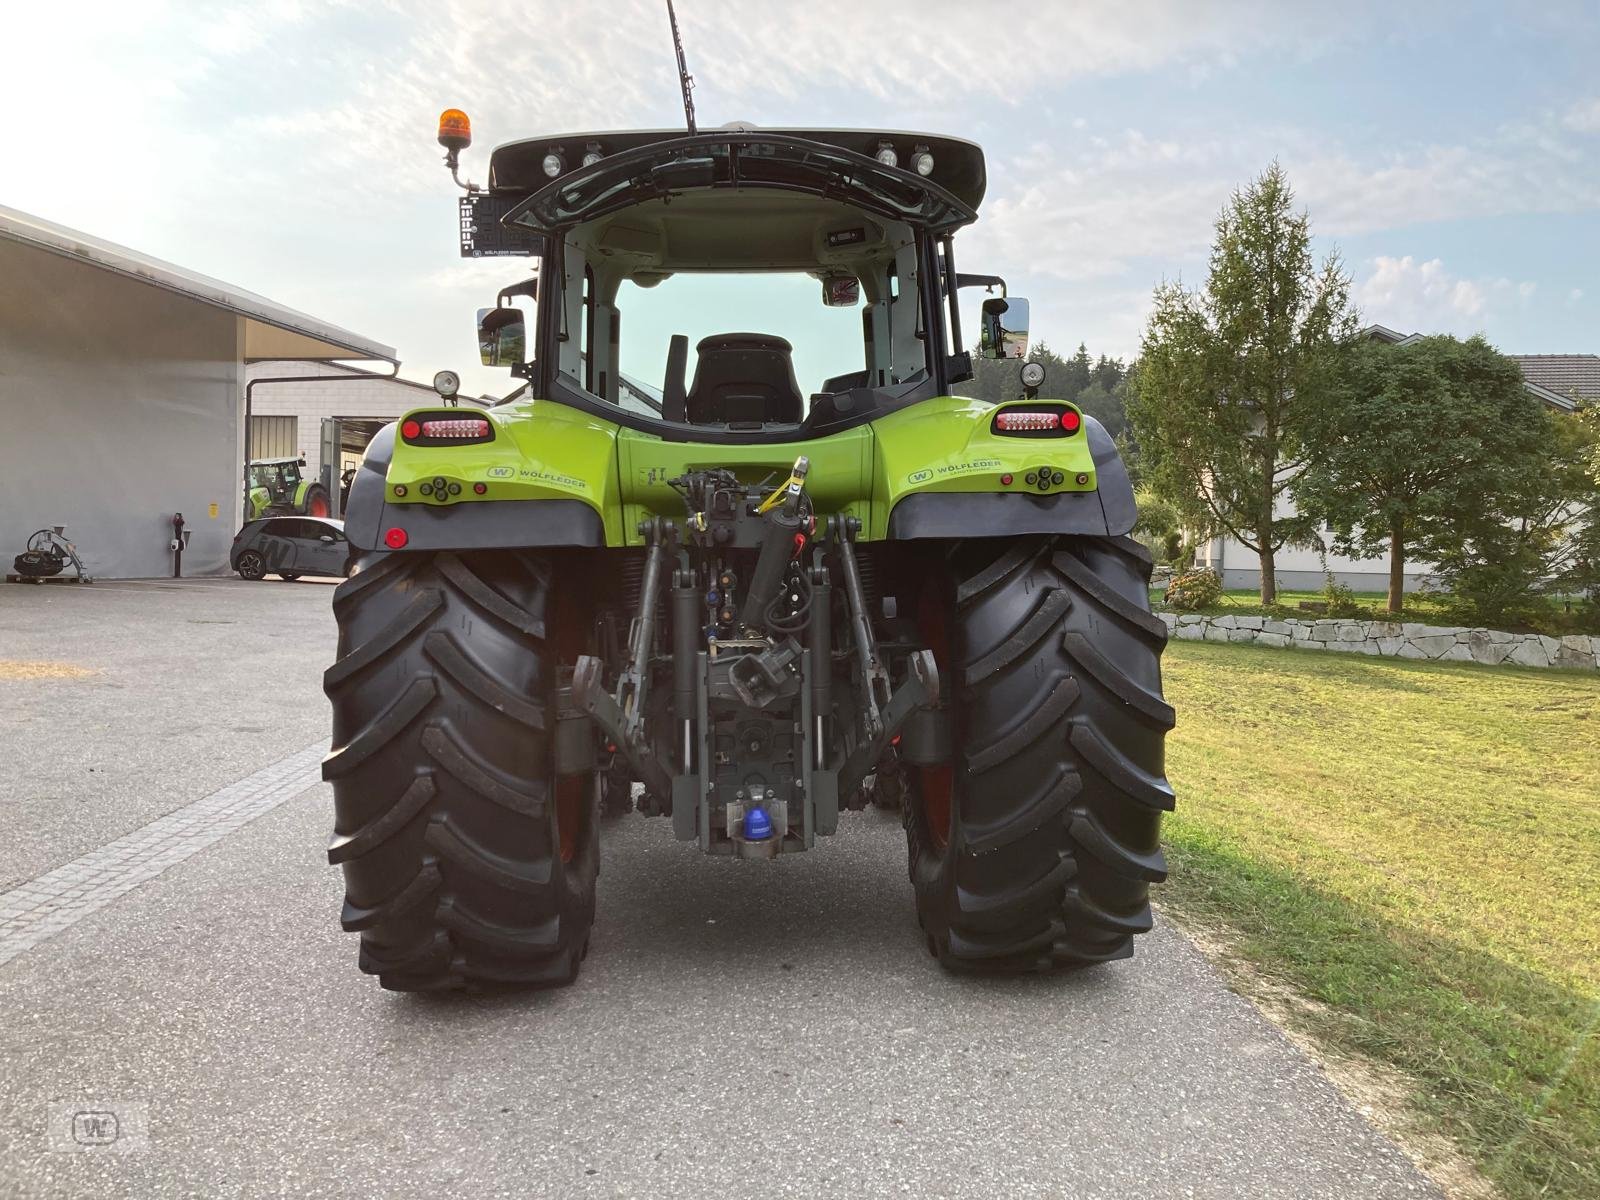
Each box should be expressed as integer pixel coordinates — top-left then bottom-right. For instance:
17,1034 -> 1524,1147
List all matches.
684,333 -> 805,425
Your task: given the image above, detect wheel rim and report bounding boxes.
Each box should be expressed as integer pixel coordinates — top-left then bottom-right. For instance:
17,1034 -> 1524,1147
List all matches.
916,577 -> 954,850
307,493 -> 329,517
240,552 -> 262,577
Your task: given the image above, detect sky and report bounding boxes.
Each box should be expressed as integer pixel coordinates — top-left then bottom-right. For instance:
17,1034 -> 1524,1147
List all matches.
4,0 -> 1599,399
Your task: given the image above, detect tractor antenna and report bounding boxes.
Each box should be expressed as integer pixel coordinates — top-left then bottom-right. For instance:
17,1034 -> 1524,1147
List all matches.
666,0 -> 697,135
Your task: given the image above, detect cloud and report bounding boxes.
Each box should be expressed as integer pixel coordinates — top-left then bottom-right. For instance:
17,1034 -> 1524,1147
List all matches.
1564,98 -> 1600,133
1354,256 -> 1537,335
963,109 -> 1600,337
680,0 -> 1351,104
3,0 -> 1595,388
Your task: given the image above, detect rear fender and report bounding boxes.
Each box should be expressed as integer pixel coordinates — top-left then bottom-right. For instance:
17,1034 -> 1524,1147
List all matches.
875,402 -> 1134,540
343,407 -> 618,551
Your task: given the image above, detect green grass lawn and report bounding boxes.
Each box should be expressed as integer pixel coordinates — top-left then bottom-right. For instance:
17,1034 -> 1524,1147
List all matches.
1159,640 -> 1600,1199
1149,586 -> 1600,636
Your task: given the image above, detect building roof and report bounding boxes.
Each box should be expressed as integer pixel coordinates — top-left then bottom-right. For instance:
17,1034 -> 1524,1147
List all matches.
1507,355 -> 1600,404
0,204 -> 395,363
1356,324 -> 1580,412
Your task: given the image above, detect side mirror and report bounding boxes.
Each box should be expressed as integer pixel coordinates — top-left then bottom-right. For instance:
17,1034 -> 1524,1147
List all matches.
980,296 -> 1030,360
477,306 -> 528,367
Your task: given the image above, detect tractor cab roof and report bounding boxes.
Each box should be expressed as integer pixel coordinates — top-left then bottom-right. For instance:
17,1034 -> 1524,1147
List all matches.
489,126 -> 986,237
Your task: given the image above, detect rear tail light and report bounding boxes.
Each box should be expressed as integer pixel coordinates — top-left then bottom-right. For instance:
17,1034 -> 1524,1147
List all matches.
992,406 -> 1082,437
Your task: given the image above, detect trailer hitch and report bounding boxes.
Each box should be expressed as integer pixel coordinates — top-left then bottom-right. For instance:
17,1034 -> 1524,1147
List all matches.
570,517 -> 677,804
836,648 -> 940,800
572,654 -> 673,802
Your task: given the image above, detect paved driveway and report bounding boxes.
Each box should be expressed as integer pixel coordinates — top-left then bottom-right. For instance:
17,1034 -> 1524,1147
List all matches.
0,578 -> 1441,1198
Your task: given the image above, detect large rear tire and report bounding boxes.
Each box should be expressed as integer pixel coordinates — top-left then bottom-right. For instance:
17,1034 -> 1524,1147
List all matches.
323,549 -> 597,991
902,535 -> 1174,972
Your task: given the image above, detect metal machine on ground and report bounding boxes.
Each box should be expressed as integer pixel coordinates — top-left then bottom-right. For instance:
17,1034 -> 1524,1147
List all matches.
9,527 -> 91,584
246,457 -> 331,520
321,26 -> 1175,992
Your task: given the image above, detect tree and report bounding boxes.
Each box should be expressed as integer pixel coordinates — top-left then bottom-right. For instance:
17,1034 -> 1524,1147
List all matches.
1127,163 -> 1356,604
1425,404 -> 1600,622
1294,335 -> 1552,615
956,340 -> 1130,437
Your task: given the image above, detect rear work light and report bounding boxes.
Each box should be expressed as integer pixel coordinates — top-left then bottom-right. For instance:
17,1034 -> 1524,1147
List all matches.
399,412 -> 494,446
992,406 -> 1081,437
422,418 -> 490,438
995,410 -> 1059,432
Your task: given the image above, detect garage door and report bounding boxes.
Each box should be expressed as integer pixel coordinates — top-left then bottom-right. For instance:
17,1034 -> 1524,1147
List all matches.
250,415 -> 298,460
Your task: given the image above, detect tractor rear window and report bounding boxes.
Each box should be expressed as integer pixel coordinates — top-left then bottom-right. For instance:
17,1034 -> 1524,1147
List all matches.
612,273 -> 865,414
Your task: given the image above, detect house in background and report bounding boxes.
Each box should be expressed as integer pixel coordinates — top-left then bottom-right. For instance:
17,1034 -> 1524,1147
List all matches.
246,361 -> 489,518
0,205 -> 392,578
1195,325 -> 1595,593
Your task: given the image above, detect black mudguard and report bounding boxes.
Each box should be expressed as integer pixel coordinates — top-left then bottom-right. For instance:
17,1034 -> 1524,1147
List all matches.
886,414 -> 1136,540
343,423 -> 605,551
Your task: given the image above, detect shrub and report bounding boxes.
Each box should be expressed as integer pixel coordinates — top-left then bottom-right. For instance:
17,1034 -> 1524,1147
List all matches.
1320,573 -> 1365,619
1164,567 -> 1223,611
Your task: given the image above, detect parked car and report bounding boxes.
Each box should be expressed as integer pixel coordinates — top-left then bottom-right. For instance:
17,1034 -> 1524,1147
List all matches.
231,516 -> 352,581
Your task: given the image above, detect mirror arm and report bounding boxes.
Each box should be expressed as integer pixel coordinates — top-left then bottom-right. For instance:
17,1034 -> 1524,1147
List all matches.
955,272 -> 1006,297
497,277 -> 537,304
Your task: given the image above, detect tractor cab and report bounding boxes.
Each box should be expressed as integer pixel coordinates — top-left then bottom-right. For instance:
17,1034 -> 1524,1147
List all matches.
463,126 -> 1031,441
249,457 -> 305,503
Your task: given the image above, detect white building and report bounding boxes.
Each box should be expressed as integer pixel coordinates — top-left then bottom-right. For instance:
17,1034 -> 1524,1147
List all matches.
246,362 -> 490,516
1196,325 -> 1593,593
0,205 -> 392,578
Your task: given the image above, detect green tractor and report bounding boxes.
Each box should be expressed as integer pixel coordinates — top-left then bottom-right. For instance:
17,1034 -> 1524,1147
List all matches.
246,456 -> 332,521
323,109 -> 1175,992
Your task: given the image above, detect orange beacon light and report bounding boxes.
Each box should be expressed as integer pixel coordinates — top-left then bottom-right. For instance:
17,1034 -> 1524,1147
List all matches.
438,108 -> 472,153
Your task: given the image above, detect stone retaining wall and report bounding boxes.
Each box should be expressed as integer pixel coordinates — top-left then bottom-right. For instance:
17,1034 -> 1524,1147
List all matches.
1157,612 -> 1598,670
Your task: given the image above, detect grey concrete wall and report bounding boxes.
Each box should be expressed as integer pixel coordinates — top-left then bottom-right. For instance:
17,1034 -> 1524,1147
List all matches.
1160,612 -> 1597,670
0,240 -> 241,577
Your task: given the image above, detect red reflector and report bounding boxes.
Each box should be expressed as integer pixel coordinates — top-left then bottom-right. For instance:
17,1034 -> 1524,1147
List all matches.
400,419 -> 421,439
421,418 -> 490,439
1000,473 -> 1013,486
1061,410 -> 1082,432
473,482 -> 487,494
383,527 -> 409,549
995,410 -> 1061,432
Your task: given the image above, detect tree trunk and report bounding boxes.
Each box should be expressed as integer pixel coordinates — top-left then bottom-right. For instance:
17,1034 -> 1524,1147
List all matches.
1388,525 -> 1405,616
1258,542 -> 1277,605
